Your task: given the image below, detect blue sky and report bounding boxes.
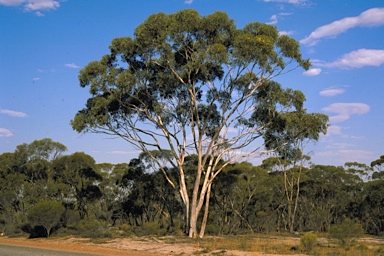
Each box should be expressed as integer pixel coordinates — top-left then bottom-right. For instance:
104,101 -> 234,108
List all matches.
1,0 -> 383,166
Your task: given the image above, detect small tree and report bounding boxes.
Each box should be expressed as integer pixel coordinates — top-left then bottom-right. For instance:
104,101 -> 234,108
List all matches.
329,217 -> 364,247
27,201 -> 65,237
300,233 -> 317,253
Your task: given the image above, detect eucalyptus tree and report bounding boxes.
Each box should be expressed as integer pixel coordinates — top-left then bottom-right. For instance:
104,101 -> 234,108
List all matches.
13,138 -> 67,183
300,165 -> 361,232
371,155 -> 384,180
52,152 -> 102,219
262,110 -> 328,233
211,162 -> 271,234
71,10 -> 327,237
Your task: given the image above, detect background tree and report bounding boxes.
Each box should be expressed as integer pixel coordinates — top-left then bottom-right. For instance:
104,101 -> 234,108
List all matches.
71,9 -> 328,237
210,162 -> 270,234
299,165 -> 361,232
27,201 -> 65,237
52,152 -> 102,219
262,111 -> 328,233
371,155 -> 384,180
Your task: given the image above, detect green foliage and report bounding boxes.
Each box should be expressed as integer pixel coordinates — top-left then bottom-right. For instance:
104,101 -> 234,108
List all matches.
75,218 -> 112,238
1,138 -> 384,239
133,221 -> 165,236
205,223 -> 220,235
371,155 -> 384,172
27,201 -> 65,237
329,218 -> 364,246
52,152 -> 102,219
119,223 -> 134,236
300,233 -> 317,253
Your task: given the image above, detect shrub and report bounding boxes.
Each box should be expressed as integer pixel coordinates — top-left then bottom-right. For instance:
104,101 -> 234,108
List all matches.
119,223 -> 134,236
27,201 -> 65,237
75,219 -> 112,238
329,218 -> 364,247
134,221 -> 165,236
375,246 -> 384,255
300,232 -> 317,253
205,223 -> 220,235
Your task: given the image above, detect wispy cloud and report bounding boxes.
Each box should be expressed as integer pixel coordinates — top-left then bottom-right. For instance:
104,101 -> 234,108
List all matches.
303,68 -> 321,76
0,128 -> 13,137
267,12 -> 293,25
0,109 -> 28,117
267,15 -> 278,25
326,142 -> 355,149
279,30 -> 294,36
316,49 -> 384,69
108,150 -> 137,155
0,0 -> 60,15
319,88 -> 345,97
184,0 -> 193,4
315,149 -> 374,165
65,63 -> 80,69
0,0 -> 24,6
326,125 -> 344,136
322,103 -> 370,123
338,149 -> 375,162
301,8 -> 384,46
263,0 -> 306,5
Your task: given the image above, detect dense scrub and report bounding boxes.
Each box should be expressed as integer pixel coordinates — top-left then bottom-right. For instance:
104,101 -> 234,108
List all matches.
0,139 -> 383,239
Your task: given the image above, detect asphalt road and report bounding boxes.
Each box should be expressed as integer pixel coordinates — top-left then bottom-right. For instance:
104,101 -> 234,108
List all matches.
0,244 -> 97,256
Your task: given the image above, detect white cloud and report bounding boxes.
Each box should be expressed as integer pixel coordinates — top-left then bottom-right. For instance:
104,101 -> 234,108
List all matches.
0,128 -> 13,137
184,0 -> 193,4
32,77 -> 40,81
301,8 -> 384,46
0,0 -> 23,6
65,63 -> 80,69
279,30 -> 294,36
326,125 -> 344,136
338,149 -> 375,162
24,0 -> 59,11
267,15 -> 278,25
327,142 -> 355,149
263,0 -> 306,4
322,103 -> 370,123
319,88 -> 345,97
0,109 -> 28,117
303,68 -> 321,76
267,12 -> 293,25
318,49 -> 384,69
0,0 -> 60,15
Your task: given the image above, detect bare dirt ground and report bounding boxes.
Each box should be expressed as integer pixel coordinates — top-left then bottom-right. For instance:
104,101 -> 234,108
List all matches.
0,235 -> 305,256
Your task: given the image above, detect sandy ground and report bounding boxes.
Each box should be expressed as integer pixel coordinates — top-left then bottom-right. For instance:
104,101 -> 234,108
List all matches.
1,235 -> 383,256
0,236 -> 275,256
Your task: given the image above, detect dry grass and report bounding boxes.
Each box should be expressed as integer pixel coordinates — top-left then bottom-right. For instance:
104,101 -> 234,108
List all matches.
160,233 -> 384,256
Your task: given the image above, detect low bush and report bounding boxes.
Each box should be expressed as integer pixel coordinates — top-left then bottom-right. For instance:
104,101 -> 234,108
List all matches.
133,221 -> 165,236
329,217 -> 364,247
75,219 -> 112,238
300,232 -> 317,253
